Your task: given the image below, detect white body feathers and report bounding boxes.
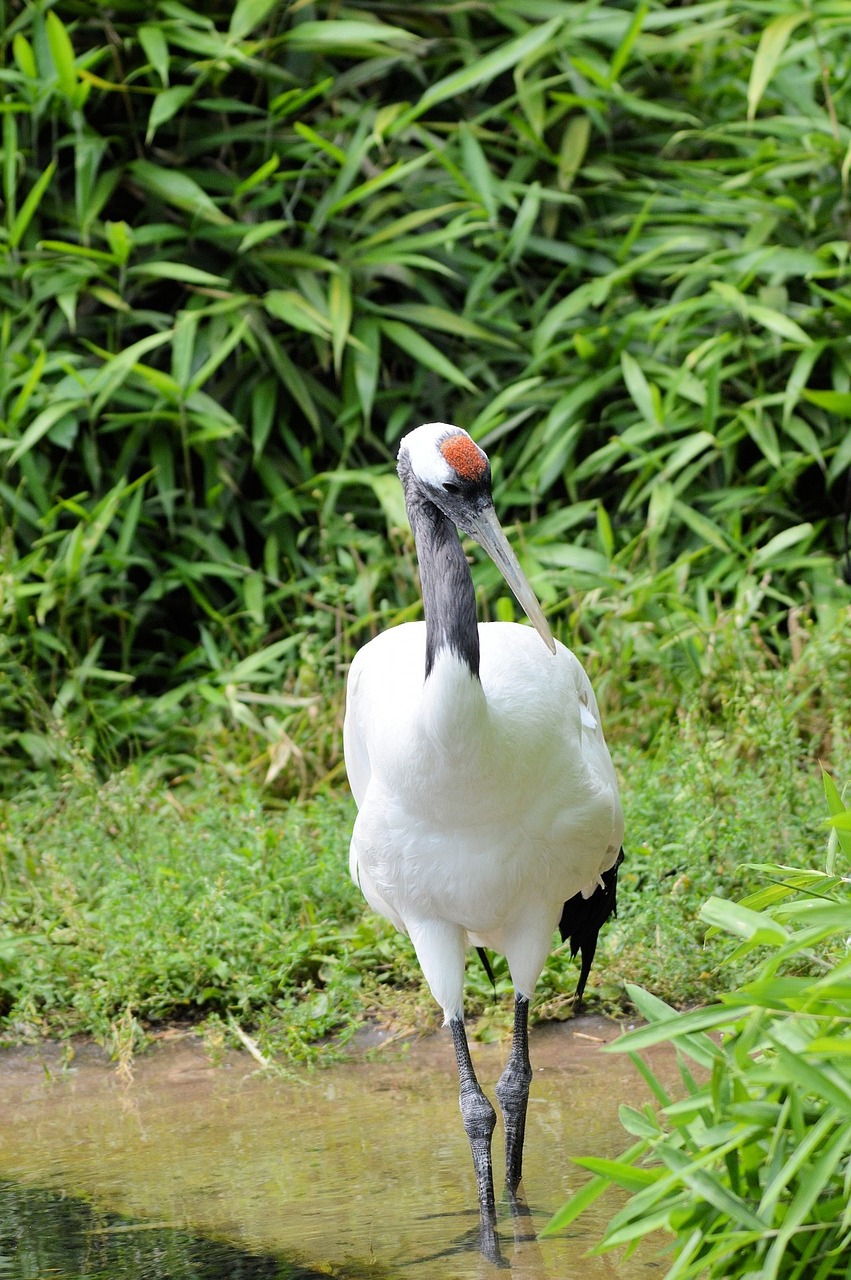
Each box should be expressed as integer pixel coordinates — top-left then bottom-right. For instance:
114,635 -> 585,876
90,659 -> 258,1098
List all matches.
344,620 -> 623,1022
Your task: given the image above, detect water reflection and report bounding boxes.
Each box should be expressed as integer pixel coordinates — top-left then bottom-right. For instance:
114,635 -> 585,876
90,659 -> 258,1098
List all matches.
0,1019 -> 667,1279
0,1181 -> 338,1280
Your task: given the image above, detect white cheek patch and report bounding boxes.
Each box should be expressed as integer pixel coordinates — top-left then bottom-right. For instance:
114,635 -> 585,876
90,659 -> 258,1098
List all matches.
399,422 -> 464,487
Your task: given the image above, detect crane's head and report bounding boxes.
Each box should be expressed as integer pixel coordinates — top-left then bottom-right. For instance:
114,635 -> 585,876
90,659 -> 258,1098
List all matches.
398,423 -> 556,654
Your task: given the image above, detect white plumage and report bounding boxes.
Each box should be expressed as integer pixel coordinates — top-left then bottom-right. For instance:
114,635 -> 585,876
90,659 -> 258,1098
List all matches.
345,625 -> 622,1019
342,421 -> 623,1257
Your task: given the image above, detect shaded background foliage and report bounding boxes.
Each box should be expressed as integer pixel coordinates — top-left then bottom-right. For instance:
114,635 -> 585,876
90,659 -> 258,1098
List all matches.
1,0 -> 850,777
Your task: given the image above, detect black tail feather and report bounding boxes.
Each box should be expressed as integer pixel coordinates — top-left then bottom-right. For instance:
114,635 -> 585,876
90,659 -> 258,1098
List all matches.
558,848 -> 624,1012
476,945 -> 496,994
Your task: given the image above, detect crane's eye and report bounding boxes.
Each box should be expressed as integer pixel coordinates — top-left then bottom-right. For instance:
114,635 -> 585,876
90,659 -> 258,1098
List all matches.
442,481 -> 460,494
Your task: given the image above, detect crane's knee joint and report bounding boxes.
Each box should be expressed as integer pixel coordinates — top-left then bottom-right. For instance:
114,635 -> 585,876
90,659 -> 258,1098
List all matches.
459,1086 -> 497,1143
495,1062 -> 532,1111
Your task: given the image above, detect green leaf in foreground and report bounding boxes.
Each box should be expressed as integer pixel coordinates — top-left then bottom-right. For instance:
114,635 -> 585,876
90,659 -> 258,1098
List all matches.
128,160 -> 233,225
747,12 -> 808,122
399,17 -> 562,126
543,787 -> 851,1279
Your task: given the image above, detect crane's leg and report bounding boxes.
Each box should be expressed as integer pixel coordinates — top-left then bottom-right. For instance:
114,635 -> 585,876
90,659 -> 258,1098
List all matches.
449,1016 -> 500,1259
495,994 -> 532,1193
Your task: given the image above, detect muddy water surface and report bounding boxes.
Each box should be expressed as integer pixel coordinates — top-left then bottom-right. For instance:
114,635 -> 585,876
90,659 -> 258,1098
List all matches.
0,1018 -> 669,1279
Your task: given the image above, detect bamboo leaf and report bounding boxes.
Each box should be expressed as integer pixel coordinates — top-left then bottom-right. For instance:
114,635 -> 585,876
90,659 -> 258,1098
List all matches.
237,220 -> 290,253
351,203 -> 470,253
254,324 -> 320,429
8,344 -> 47,426
658,432 -> 716,483
802,389 -> 851,417
608,2 -> 648,85
351,316 -> 380,427
558,116 -> 591,192
2,112 -> 16,229
187,318 -> 249,395
603,1004 -> 732,1055
750,522 -> 813,568
46,11 -> 78,102
401,18 -> 562,126
128,261 -> 228,287
128,160 -> 232,226
574,1156 -> 660,1192
9,160 -> 57,249
710,282 -> 811,343
221,636 -> 302,684
282,20 -> 417,50
7,401 -> 83,466
748,12 -> 808,121
822,769 -> 851,863
460,124 -> 499,219
88,330 -> 175,410
763,1122 -> 851,1272
508,182 -> 541,264
381,320 -> 476,391
325,153 -> 433,218
741,409 -> 781,468
660,1148 -> 767,1232
147,85 -> 195,143
672,499 -> 733,553
139,24 -> 170,85
263,290 -> 331,339
618,1104 -> 663,1140
621,351 -> 662,428
540,1142 -> 646,1238
382,304 -> 517,351
329,271 -> 352,378
228,0 -> 279,41
12,33 -> 37,79
700,896 -> 790,945
535,240 -> 689,353
744,303 -> 811,345
234,156 -> 280,198
647,481 -> 674,538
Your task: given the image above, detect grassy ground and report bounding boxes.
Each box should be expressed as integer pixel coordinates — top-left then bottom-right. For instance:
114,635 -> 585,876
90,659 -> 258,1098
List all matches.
1,610 -> 849,1066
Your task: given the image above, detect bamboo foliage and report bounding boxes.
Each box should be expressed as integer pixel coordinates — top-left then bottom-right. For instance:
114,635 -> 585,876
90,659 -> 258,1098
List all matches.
0,0 -> 849,762
544,772 -> 851,1279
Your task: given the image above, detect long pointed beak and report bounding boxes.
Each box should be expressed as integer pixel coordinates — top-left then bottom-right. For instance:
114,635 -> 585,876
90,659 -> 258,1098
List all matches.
465,505 -> 556,654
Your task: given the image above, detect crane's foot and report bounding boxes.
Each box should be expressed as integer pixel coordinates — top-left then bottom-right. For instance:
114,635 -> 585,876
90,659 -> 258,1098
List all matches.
477,1212 -> 504,1267
494,994 -> 532,1194
449,1015 -> 501,1261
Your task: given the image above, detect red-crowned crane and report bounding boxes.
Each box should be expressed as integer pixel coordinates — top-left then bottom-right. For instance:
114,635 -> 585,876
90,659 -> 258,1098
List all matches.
343,423 -> 624,1258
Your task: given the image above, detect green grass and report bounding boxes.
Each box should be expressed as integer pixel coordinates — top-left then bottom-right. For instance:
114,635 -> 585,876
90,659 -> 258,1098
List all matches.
0,764 -> 363,1061
2,612 -> 847,1063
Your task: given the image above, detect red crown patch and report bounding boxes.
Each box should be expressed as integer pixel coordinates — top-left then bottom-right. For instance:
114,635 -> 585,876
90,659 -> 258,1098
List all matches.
440,434 -> 488,482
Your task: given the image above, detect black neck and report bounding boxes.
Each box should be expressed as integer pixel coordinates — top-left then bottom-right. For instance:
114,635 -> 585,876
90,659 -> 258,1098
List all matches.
403,483 -> 480,681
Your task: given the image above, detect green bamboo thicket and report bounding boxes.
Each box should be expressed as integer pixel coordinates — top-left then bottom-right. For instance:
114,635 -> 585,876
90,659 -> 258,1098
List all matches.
0,0 -> 849,775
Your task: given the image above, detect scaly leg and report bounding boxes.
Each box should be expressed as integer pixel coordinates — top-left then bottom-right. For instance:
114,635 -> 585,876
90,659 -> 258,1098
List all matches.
449,1016 -> 501,1262
495,994 -> 532,1193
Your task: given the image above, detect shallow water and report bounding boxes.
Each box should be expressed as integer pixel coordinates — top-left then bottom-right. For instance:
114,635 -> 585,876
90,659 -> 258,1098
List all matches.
0,1018 -> 669,1279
